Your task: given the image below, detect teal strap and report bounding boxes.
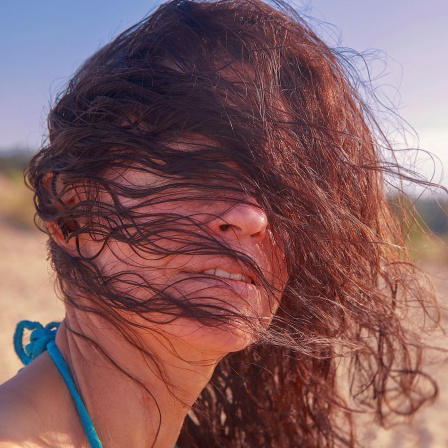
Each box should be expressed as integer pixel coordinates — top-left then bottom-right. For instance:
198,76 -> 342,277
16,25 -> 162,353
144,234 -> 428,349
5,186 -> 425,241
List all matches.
47,340 -> 102,448
14,320 -> 60,365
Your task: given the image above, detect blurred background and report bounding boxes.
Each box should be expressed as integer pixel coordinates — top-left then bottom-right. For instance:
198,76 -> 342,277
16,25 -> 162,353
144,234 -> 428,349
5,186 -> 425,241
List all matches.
1,1 -> 447,446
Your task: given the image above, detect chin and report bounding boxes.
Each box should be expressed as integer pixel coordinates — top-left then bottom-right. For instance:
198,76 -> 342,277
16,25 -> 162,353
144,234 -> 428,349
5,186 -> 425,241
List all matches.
122,281 -> 277,358
159,313 -> 265,358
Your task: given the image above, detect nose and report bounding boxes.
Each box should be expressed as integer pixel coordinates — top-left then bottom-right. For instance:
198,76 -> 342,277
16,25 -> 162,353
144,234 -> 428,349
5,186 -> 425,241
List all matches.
208,202 -> 268,244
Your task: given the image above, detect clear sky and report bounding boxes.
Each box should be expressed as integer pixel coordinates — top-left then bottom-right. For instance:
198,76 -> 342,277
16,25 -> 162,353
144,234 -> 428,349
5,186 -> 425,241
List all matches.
1,0 -> 447,188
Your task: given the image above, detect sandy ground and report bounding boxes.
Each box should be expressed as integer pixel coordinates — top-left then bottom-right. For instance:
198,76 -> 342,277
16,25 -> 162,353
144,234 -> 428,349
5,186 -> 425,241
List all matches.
0,221 -> 64,379
0,221 -> 447,447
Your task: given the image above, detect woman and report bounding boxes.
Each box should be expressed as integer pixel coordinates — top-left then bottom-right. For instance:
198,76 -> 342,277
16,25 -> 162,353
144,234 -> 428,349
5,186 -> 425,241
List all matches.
0,0 -> 440,446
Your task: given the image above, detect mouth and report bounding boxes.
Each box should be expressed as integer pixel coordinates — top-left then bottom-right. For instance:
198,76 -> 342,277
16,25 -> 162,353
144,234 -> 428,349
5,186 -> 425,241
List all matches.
199,268 -> 255,285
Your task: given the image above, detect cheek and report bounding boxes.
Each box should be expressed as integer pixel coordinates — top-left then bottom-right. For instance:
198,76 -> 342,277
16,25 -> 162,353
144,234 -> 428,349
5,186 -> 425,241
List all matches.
261,238 -> 288,295
91,241 -> 176,294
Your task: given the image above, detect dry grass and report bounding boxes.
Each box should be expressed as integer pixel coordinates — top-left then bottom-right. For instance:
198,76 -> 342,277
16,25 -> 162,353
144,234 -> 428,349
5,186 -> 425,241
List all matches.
0,173 -> 35,229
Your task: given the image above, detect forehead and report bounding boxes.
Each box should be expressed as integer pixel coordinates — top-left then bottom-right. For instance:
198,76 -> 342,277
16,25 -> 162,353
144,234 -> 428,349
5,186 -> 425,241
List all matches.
112,134 -> 244,183
100,140 -> 248,209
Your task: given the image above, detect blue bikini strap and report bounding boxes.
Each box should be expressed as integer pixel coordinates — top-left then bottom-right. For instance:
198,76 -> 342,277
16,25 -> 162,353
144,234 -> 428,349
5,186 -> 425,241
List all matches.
14,320 -> 60,366
47,340 -> 103,448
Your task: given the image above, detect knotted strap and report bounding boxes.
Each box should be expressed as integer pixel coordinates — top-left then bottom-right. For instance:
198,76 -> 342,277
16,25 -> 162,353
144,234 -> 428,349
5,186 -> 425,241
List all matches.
14,320 -> 60,365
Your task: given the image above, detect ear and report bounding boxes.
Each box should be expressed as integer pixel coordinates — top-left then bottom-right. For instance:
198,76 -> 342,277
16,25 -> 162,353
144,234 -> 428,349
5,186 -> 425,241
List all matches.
47,209 -> 79,254
43,173 -> 85,255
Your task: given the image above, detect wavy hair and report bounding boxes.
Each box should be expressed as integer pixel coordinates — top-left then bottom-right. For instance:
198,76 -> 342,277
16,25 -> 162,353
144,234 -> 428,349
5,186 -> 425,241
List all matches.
26,0 -> 439,446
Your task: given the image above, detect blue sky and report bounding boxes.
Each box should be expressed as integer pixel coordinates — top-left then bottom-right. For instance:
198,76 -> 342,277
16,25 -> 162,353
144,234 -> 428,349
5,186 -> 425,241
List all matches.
1,0 -> 447,188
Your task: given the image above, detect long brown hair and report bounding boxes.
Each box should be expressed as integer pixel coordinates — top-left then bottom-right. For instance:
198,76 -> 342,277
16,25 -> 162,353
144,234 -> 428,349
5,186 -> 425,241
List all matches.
27,1 -> 439,446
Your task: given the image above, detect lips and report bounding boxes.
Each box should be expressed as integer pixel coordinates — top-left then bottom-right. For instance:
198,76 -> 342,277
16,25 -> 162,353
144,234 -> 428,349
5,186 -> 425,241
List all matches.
201,268 -> 254,284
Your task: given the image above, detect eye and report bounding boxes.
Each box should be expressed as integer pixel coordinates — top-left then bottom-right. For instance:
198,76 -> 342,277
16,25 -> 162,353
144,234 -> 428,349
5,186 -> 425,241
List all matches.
220,224 -> 231,231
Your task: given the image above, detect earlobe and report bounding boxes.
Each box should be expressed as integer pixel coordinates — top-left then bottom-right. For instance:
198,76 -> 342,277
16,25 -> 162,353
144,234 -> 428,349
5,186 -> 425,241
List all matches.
42,173 -> 101,258
47,220 -> 79,253
42,173 -> 82,254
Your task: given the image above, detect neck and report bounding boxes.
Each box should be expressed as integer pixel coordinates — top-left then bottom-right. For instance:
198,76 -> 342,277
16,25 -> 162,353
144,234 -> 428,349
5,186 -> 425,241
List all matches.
55,311 -> 219,448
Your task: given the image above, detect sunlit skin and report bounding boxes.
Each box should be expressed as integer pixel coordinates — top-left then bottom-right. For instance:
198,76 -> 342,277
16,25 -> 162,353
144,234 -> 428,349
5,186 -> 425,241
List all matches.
69,163 -> 288,354
0,166 -> 288,448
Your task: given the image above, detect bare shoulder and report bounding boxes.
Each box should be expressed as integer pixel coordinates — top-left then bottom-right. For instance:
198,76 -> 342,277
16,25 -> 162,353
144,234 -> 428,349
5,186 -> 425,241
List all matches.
0,355 -> 64,447
0,353 -> 84,448
0,392 -> 57,447
0,438 -> 52,448
0,380 -> 60,448
0,439 -> 52,448
0,376 -> 35,443
0,442 -> 24,448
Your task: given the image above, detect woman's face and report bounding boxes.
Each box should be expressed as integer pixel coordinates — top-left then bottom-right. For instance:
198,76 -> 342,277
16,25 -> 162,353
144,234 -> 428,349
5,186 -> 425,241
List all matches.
76,163 -> 288,358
